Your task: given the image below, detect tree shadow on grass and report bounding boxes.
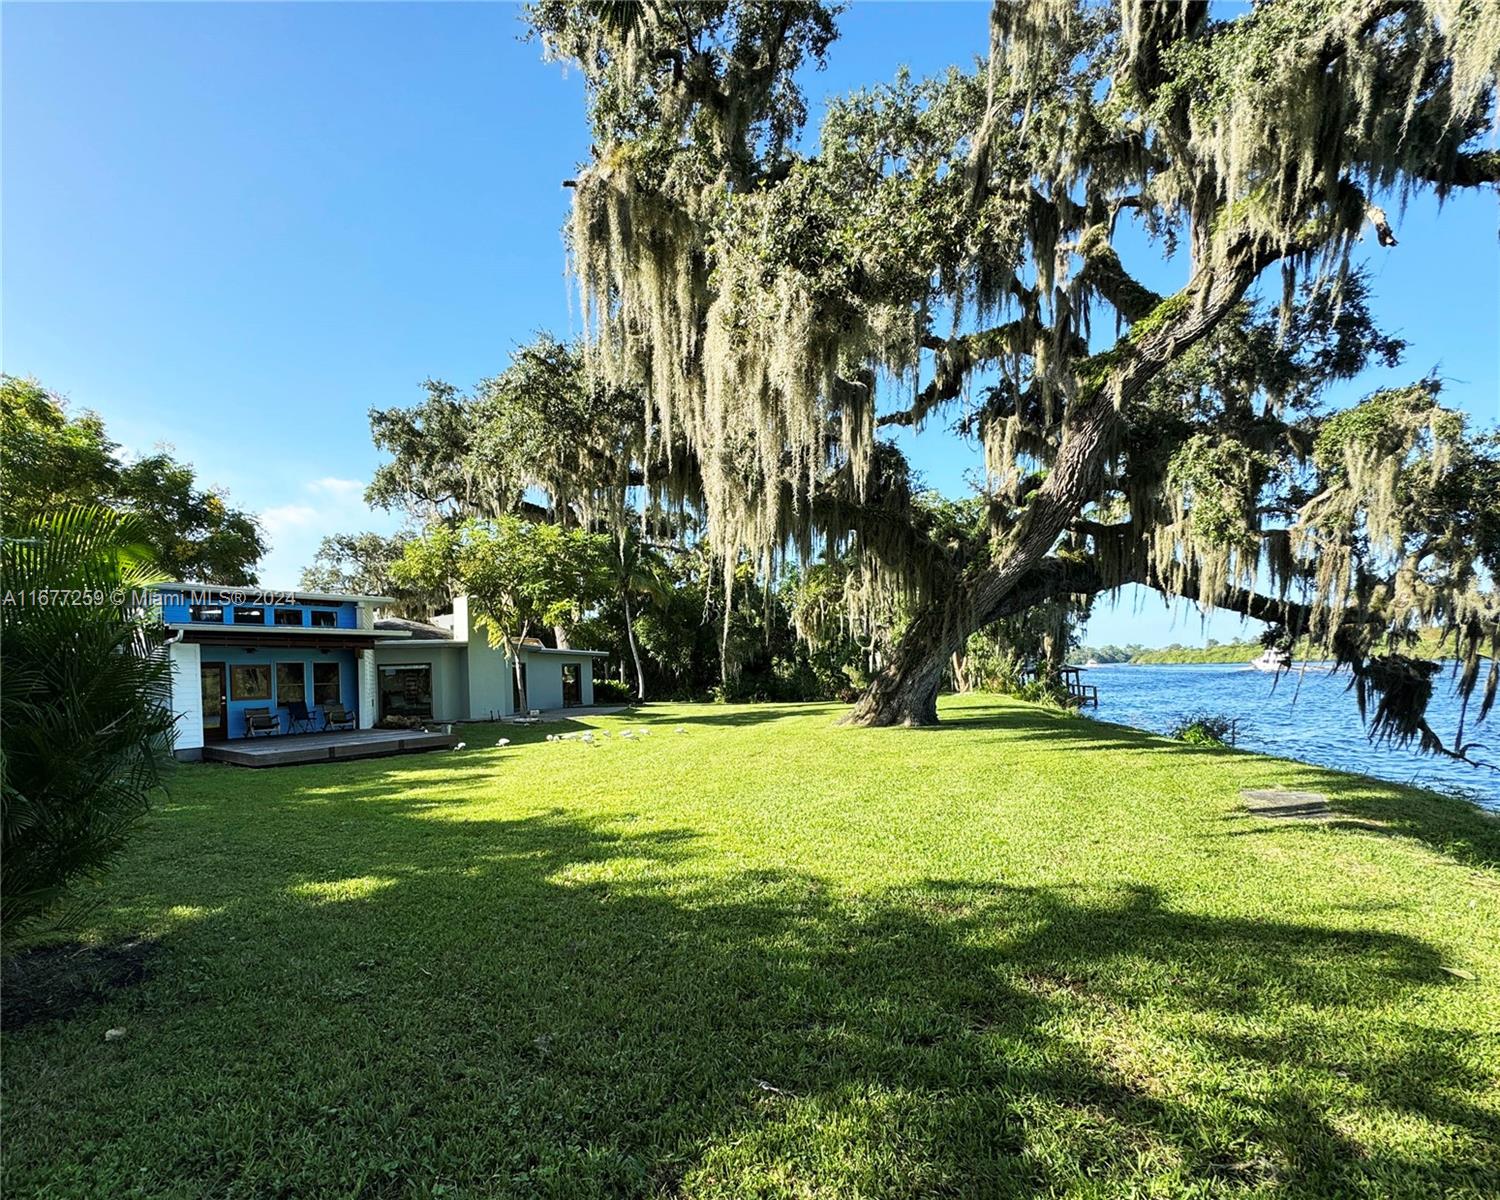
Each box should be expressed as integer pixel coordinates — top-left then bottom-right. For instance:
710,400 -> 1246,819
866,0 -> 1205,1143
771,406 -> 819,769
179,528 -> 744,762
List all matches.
622,702 -> 847,730
4,795 -> 1494,1199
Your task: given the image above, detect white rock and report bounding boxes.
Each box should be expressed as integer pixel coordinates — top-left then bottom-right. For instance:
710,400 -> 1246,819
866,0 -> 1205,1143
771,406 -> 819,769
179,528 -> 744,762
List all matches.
104,1027 -> 127,1042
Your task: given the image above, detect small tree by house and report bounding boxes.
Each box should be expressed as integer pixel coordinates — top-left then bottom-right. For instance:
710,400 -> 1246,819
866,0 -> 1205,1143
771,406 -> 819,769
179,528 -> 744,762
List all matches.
393,517 -> 614,710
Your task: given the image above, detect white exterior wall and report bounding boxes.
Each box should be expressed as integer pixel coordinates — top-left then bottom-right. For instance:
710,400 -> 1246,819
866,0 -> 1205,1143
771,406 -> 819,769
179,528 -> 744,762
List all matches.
357,650 -> 378,729
169,639 -> 203,758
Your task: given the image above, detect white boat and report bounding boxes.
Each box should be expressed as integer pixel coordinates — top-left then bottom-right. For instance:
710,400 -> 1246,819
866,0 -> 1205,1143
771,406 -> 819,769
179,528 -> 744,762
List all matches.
1250,647 -> 1292,673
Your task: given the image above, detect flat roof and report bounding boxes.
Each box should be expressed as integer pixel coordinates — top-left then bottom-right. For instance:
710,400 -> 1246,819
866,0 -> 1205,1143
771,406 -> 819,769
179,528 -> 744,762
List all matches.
168,622 -> 410,639
157,582 -> 397,605
519,646 -> 610,658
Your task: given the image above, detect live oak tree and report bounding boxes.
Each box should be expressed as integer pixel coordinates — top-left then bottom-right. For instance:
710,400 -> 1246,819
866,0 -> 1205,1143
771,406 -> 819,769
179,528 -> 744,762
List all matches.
528,0 -> 1500,755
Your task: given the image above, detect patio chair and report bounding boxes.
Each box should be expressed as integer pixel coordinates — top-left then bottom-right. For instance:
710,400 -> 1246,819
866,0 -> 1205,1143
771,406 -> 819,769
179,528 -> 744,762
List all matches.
284,699 -> 315,734
322,703 -> 356,732
243,707 -> 281,738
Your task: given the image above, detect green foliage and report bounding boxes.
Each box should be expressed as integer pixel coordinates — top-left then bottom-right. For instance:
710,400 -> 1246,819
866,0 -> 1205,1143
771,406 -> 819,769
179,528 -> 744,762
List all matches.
590,678 -> 633,705
0,376 -> 115,513
1068,643 -> 1146,665
0,507 -> 175,932
301,531 -> 444,620
1312,382 -> 1464,477
1164,433 -> 1273,551
533,0 -> 1499,743
393,517 -> 615,649
1129,641 -> 1264,665
367,338 -> 645,526
1168,712 -> 1240,748
1128,628 -> 1470,666
1,376 -> 265,584
628,548 -> 868,703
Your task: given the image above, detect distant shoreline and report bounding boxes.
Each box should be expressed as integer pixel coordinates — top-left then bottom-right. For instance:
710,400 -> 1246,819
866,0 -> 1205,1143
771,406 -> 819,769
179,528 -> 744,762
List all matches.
1074,633 -> 1470,668
1081,657 -> 1467,669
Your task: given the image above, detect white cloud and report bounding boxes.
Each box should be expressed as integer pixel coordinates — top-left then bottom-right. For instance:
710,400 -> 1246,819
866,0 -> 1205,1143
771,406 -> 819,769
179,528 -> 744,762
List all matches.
308,477 -> 366,499
259,503 -> 320,534
254,480 -> 403,587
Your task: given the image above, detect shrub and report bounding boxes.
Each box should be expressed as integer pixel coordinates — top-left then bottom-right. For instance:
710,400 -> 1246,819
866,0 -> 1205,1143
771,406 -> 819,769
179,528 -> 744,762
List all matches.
1169,712 -> 1240,747
592,678 -> 633,704
1,507 -> 174,933
376,715 -> 430,731
1015,678 -> 1073,709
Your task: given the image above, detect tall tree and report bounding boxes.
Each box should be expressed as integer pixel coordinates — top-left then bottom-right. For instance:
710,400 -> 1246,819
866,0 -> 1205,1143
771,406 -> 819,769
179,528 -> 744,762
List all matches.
611,528 -> 673,700
1,376 -> 265,584
366,337 -> 653,528
531,0 -> 1500,755
364,337 -> 700,683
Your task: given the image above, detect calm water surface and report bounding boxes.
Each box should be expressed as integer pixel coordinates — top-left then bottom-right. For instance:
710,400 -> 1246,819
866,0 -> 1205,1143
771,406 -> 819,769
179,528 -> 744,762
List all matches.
1083,663 -> 1498,807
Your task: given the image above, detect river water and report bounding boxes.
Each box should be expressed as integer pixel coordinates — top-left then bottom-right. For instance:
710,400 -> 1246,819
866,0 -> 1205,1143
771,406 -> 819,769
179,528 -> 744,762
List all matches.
1082,662 -> 1498,807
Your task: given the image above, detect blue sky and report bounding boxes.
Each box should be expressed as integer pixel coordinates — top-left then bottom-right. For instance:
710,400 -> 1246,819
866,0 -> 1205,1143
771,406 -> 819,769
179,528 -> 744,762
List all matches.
4,2 -> 1496,647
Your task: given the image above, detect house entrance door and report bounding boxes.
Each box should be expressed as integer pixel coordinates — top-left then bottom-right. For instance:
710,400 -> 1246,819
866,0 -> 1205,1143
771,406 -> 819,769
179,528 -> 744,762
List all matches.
200,662 -> 228,741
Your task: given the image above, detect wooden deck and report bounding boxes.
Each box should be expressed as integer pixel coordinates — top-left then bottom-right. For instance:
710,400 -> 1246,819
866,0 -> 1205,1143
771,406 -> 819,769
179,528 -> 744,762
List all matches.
1017,665 -> 1099,706
202,728 -> 458,768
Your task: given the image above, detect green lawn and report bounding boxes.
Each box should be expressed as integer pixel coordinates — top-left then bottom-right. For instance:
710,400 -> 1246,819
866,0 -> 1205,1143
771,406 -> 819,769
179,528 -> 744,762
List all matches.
4,695 -> 1498,1198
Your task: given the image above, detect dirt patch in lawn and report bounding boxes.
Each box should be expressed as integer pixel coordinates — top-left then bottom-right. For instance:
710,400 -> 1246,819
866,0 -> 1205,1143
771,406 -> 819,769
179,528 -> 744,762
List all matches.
2,938 -> 158,1031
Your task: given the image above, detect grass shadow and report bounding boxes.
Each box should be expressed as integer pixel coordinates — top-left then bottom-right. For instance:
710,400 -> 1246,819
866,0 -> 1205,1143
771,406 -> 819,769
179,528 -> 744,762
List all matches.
4,788 -> 1493,1197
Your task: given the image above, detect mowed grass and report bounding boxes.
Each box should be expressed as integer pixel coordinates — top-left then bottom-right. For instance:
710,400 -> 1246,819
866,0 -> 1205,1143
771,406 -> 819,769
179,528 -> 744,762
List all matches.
4,695 -> 1498,1199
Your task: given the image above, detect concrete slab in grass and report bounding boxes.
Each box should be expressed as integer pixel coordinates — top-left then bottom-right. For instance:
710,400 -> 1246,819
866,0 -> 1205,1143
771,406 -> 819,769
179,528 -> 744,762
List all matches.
1240,788 -> 1331,820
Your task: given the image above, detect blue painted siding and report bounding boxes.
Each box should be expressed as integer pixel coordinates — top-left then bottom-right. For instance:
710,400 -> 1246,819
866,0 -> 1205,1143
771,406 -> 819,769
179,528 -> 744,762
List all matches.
158,589 -> 357,629
200,646 -> 360,738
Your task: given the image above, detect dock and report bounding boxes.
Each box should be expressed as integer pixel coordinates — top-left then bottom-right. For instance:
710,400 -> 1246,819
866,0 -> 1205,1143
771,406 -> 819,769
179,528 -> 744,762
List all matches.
1018,664 -> 1099,706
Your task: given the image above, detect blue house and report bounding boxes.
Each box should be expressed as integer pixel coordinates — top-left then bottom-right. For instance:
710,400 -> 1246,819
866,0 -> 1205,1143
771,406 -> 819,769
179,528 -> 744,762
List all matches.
161,584 -> 414,758
162,586 -> 609,759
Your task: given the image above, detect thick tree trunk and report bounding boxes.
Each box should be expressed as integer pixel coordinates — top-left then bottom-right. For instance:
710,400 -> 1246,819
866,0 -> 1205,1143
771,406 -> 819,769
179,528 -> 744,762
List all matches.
844,608 -> 962,726
845,400 -> 1117,725
845,237 -> 1273,727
